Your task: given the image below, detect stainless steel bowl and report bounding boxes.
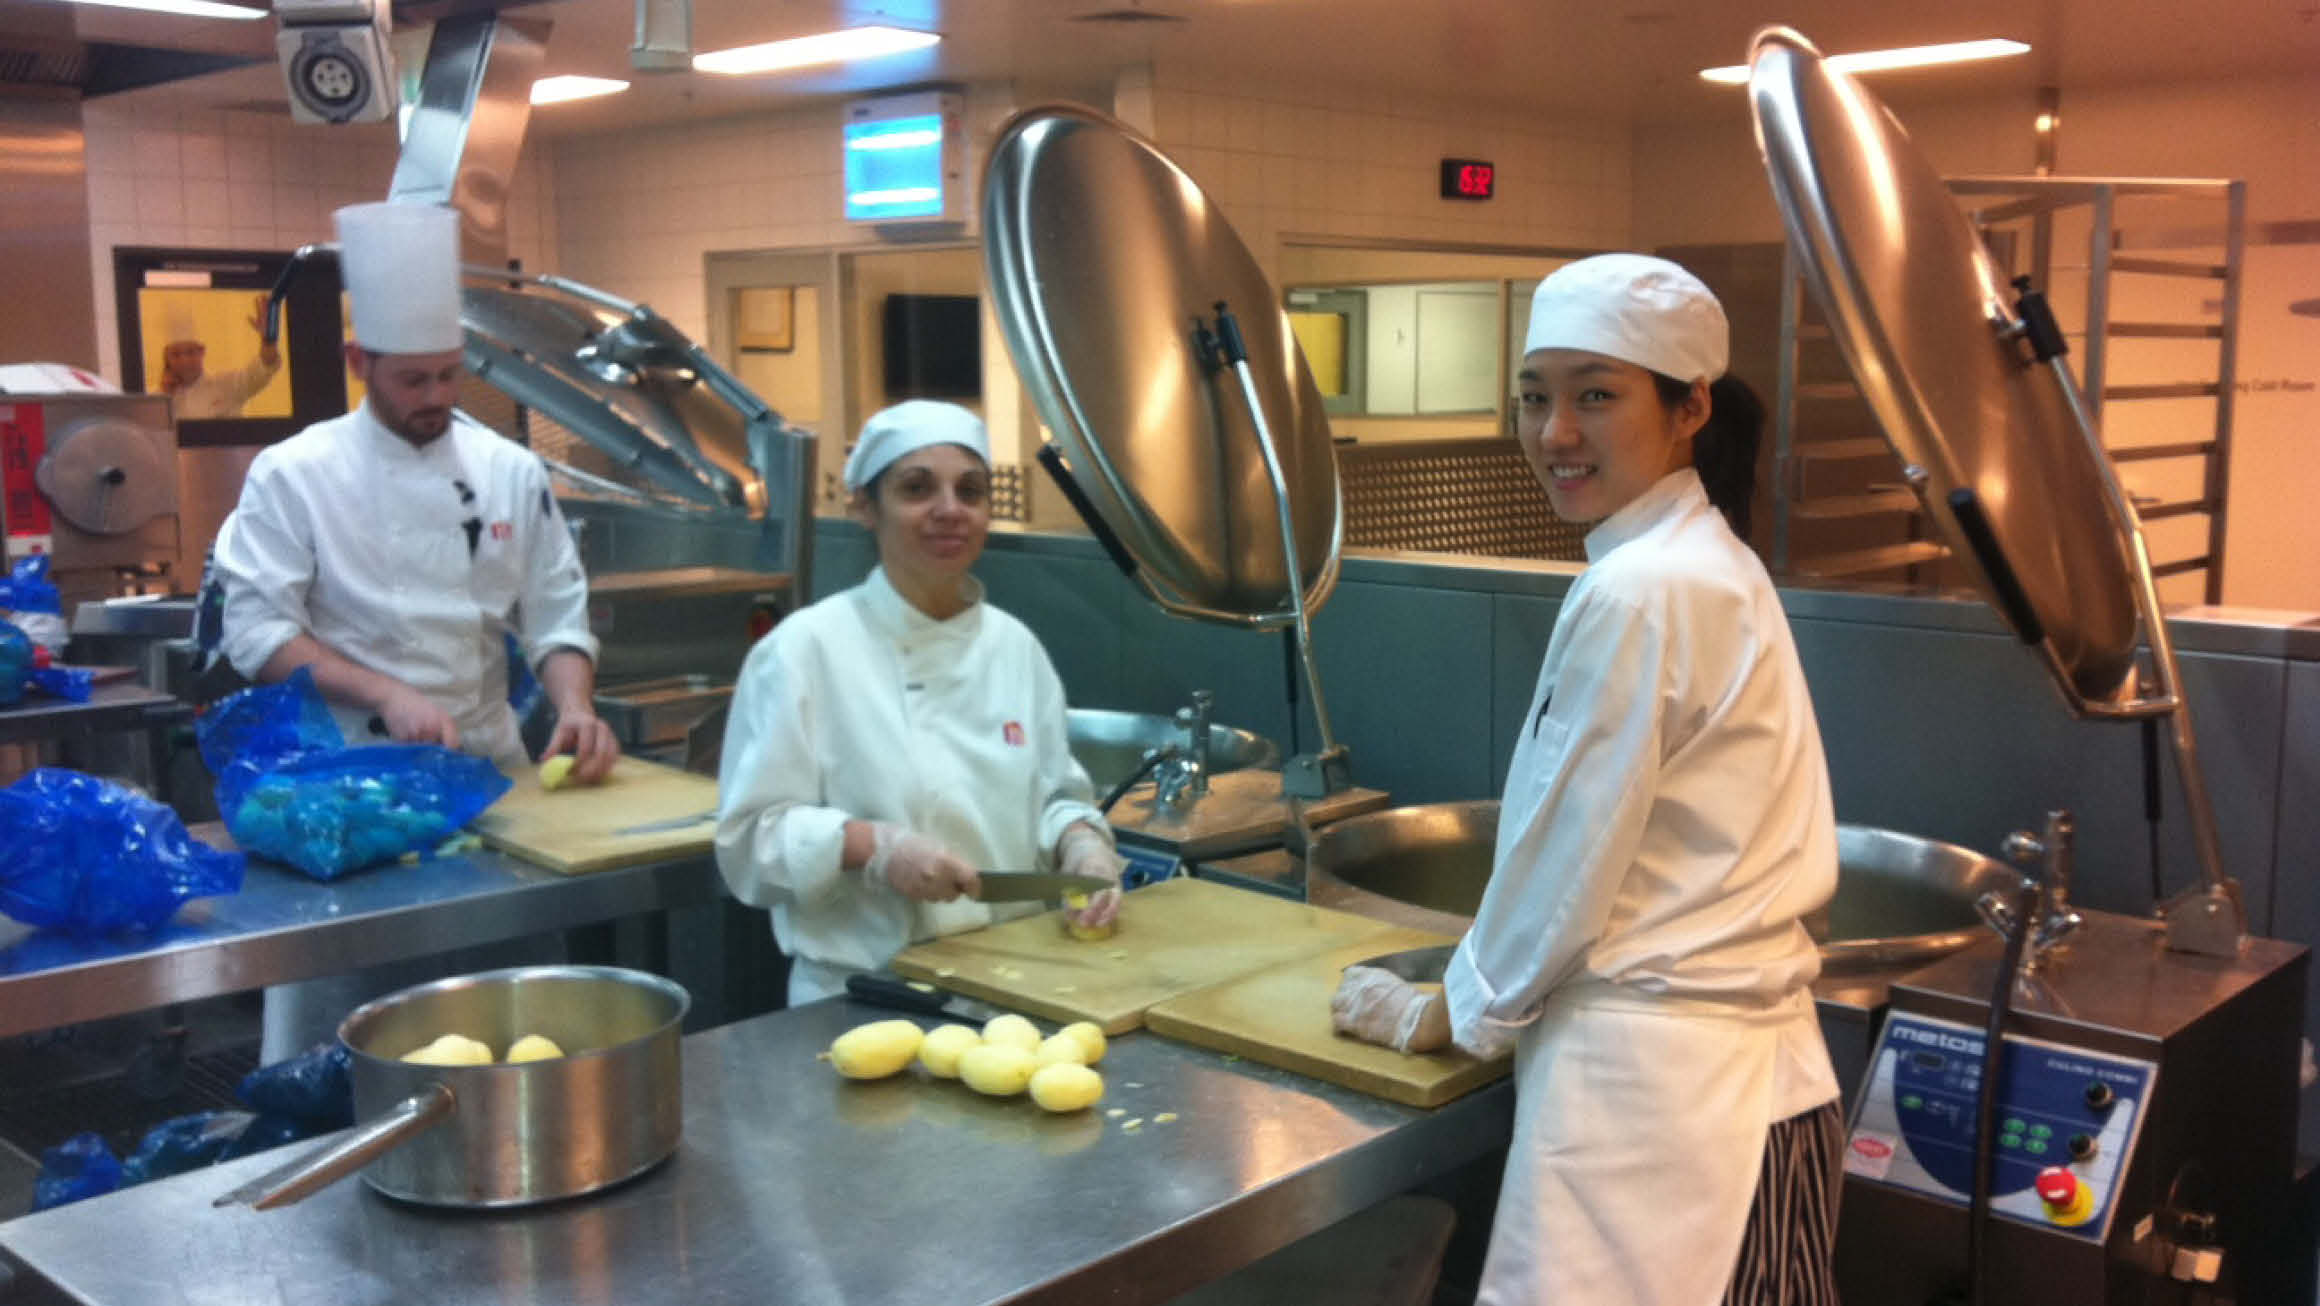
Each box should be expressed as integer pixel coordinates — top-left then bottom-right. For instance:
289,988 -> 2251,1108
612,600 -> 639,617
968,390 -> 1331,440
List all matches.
1303,802 -> 2015,976
1067,708 -> 1282,792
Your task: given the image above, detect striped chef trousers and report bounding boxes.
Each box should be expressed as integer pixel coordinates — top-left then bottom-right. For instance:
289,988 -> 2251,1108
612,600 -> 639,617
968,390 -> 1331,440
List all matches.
1722,1099 -> 1845,1306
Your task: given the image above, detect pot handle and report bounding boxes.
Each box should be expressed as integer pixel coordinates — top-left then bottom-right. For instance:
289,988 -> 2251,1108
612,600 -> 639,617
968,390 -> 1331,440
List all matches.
212,1083 -> 456,1211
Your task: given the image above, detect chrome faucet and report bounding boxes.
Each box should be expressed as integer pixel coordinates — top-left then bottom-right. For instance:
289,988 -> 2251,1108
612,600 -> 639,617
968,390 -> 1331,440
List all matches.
1979,809 -> 2085,969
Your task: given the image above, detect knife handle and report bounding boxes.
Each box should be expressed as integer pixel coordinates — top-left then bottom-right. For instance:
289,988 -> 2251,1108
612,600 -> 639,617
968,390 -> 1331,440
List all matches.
846,972 -> 953,1018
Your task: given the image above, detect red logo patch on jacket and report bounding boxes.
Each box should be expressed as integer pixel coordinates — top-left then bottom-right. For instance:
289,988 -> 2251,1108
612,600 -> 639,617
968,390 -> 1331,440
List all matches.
1002,721 -> 1026,747
489,521 -> 513,541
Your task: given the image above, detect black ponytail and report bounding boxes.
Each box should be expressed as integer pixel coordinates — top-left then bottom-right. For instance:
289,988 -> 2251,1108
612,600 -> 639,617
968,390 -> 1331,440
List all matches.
1652,371 -> 1764,538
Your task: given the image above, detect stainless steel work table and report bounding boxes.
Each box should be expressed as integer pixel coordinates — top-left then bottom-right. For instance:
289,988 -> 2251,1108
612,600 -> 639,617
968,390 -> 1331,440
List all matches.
0,829 -> 725,1039
0,998 -> 1517,1306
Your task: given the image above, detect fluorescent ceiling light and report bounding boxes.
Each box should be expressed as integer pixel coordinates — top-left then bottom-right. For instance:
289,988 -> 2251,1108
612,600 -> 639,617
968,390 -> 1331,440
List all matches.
531,75 -> 632,105
57,0 -> 265,18
1699,38 -> 2029,85
694,24 -> 940,76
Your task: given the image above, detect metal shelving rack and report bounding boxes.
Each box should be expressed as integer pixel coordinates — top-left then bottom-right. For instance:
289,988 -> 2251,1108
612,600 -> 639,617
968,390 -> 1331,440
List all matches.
1773,176 -> 2246,602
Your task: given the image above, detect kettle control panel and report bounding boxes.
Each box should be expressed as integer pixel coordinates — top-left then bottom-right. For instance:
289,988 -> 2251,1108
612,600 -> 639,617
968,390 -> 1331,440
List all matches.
1844,1011 -> 2155,1241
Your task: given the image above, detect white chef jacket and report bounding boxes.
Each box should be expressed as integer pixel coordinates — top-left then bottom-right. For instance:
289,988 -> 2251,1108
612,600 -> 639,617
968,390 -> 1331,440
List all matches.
169,354 -> 280,420
212,403 -> 598,769
1445,468 -> 1840,1306
715,566 -> 1107,1003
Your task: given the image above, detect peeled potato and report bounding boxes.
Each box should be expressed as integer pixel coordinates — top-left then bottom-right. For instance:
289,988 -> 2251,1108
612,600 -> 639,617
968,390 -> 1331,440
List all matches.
505,1034 -> 565,1063
538,755 -> 577,792
917,1024 -> 981,1079
959,1043 -> 1038,1097
1033,1032 -> 1088,1068
1029,1063 -> 1105,1113
1059,1021 -> 1107,1066
401,1033 -> 494,1066
1061,891 -> 1118,942
981,1013 -> 1042,1053
828,1019 -> 925,1080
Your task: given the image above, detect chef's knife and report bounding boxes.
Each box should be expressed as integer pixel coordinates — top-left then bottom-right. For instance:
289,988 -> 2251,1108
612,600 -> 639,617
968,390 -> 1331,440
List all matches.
845,971 -> 1008,1024
611,809 -> 716,836
1346,945 -> 1455,984
971,870 -> 1115,903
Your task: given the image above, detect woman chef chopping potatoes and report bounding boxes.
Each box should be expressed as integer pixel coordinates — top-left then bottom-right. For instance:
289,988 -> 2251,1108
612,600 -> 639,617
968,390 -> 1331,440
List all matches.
716,401 -> 1124,1005
1333,256 -> 1843,1305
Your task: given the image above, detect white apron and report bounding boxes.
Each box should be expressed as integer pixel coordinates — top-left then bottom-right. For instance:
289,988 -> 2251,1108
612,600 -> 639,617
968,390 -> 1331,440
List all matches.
1479,984 -> 1822,1306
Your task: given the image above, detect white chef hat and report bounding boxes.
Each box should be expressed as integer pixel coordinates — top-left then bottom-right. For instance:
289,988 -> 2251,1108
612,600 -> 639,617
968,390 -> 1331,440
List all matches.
1524,253 -> 1729,383
163,307 -> 199,345
334,201 -> 464,355
843,400 -> 991,492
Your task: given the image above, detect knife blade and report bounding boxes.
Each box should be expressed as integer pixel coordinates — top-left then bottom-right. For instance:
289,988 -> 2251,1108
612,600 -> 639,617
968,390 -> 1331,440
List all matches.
971,871 -> 1115,903
611,809 -> 716,836
845,971 -> 1008,1024
1347,945 -> 1455,984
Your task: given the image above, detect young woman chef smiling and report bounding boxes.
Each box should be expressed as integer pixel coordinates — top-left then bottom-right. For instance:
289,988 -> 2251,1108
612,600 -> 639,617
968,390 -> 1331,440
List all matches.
1333,255 -> 1843,1305
715,401 -> 1123,1005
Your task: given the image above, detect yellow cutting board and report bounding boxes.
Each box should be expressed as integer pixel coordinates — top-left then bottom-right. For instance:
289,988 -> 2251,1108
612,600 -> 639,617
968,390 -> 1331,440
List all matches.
470,756 -> 719,874
890,876 -> 1402,1034
1144,928 -> 1511,1108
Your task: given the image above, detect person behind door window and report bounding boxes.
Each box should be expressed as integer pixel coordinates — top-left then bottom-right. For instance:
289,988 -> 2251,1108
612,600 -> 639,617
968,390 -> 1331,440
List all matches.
156,296 -> 281,420
210,200 -> 619,1059
1331,254 -> 1844,1306
715,400 -> 1124,1005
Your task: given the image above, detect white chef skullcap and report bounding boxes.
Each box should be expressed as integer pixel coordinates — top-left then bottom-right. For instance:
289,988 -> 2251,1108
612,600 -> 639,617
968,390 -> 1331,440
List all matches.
163,307 -> 199,344
844,400 -> 990,492
334,201 -> 464,355
1524,253 -> 1728,383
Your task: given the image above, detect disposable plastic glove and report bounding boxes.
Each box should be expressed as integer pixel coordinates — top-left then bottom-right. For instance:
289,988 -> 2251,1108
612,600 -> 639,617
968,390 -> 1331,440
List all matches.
1331,965 -> 1448,1053
1056,822 -> 1124,929
863,822 -> 978,903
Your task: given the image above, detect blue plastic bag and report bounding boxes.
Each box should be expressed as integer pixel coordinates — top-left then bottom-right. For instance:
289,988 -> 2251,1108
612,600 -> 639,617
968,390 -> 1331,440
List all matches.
199,670 -> 511,881
236,1041 -> 354,1127
31,1133 -> 123,1212
119,1111 -> 254,1185
0,769 -> 245,934
0,553 -> 60,615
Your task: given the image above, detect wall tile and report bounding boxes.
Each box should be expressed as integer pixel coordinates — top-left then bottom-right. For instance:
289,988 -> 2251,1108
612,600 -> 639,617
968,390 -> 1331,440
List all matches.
131,132 -> 181,178
180,133 -> 228,181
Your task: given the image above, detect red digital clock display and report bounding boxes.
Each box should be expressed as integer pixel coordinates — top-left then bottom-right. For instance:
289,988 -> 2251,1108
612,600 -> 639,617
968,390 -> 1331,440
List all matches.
1440,158 -> 1495,200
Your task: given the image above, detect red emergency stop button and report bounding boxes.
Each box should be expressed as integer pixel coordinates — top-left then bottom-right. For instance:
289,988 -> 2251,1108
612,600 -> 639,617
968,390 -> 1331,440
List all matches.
2036,1166 -> 2096,1226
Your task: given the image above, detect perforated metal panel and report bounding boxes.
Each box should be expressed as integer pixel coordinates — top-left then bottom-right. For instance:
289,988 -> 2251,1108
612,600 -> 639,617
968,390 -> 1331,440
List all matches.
1338,438 -> 1585,561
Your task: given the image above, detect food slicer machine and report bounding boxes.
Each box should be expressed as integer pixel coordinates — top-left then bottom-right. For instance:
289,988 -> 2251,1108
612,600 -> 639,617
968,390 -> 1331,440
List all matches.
0,389 -> 181,607
979,105 -> 1392,880
1749,28 -> 2307,1306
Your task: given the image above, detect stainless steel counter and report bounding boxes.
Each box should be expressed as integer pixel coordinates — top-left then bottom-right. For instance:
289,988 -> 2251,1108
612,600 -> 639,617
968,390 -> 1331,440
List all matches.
0,998 -> 1516,1306
0,682 -> 188,747
0,827 -> 724,1039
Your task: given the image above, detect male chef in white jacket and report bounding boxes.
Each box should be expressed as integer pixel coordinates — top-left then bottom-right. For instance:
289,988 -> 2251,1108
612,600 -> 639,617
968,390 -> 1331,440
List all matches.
212,199 -> 618,1058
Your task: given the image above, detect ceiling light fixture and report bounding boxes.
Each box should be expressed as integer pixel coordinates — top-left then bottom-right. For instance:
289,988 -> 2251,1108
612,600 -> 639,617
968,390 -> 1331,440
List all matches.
1698,38 -> 2029,85
531,75 -> 632,105
58,0 -> 266,19
693,24 -> 940,76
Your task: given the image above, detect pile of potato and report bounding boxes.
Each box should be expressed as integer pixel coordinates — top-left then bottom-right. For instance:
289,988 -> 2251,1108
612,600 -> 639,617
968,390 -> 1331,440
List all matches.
399,1033 -> 565,1065
825,1012 -> 1109,1113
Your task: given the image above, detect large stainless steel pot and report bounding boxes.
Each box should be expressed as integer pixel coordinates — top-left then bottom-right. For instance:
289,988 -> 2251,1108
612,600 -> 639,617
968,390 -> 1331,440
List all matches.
1066,708 -> 1281,793
218,966 -> 688,1210
1302,803 -> 2019,976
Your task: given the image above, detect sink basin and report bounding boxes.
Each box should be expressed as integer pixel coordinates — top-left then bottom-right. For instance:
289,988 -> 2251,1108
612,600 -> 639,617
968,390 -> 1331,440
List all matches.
1067,709 -> 1281,793
1303,802 -> 2017,977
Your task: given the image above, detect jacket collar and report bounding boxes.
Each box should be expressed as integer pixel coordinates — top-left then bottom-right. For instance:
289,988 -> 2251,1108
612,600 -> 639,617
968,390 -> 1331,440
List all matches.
859,565 -> 985,641
1583,467 -> 1708,564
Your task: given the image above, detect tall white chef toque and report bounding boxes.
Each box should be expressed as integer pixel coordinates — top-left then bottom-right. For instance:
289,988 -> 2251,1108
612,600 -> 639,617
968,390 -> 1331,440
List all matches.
843,399 -> 991,492
334,201 -> 464,355
1524,253 -> 1729,384
163,306 -> 200,345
